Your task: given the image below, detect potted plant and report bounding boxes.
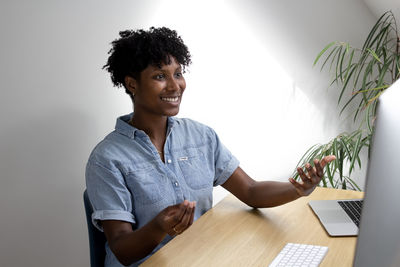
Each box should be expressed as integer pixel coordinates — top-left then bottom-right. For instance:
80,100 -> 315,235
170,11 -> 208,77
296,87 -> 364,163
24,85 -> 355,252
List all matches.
293,11 -> 400,190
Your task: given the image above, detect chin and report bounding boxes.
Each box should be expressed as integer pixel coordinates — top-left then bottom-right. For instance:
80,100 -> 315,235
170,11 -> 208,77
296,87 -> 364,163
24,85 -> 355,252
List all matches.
166,110 -> 179,117
164,107 -> 180,117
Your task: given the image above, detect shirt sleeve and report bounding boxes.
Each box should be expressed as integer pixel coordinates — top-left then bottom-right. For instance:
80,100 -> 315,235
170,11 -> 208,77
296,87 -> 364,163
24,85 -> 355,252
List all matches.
210,129 -> 240,186
85,160 -> 135,232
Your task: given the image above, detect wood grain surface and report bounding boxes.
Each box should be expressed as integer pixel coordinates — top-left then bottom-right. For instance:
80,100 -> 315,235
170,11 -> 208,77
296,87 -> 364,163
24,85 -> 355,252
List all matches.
142,187 -> 364,267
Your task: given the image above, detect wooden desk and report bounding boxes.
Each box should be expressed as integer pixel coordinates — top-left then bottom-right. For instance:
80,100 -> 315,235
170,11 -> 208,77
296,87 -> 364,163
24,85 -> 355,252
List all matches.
142,187 -> 364,267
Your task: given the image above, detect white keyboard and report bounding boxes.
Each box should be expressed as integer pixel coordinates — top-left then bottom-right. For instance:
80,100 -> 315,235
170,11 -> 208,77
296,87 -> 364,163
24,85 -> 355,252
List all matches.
269,243 -> 328,267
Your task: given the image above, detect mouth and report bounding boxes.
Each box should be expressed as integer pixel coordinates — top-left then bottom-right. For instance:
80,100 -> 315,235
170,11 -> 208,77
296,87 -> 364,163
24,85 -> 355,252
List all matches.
160,95 -> 180,102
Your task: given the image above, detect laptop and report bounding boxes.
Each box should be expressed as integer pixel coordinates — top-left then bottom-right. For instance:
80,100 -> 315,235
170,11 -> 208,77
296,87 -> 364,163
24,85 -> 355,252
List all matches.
309,79 -> 400,265
308,197 -> 361,236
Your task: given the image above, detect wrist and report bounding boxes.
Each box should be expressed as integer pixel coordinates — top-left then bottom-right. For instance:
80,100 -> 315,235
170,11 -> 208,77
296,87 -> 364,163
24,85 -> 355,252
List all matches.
289,181 -> 303,198
147,218 -> 167,242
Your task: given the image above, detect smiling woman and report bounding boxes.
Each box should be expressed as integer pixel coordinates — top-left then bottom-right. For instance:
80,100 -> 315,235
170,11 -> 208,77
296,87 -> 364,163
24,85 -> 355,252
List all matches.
85,26 -> 335,267
125,56 -> 186,120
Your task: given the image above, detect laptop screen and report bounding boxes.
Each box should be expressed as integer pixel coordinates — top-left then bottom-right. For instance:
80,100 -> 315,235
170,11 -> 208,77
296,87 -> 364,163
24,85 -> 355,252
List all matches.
353,79 -> 400,267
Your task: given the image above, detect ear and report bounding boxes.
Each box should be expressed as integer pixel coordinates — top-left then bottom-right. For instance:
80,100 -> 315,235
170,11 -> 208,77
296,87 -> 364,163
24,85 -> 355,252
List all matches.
124,76 -> 137,95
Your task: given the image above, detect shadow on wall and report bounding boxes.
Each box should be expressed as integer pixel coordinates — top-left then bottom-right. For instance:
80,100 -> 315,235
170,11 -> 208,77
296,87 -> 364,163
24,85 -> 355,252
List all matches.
229,0 -> 376,135
0,107 -> 95,267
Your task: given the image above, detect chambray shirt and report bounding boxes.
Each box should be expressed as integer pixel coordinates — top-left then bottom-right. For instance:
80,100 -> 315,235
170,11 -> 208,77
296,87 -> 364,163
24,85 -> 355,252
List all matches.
85,113 -> 240,266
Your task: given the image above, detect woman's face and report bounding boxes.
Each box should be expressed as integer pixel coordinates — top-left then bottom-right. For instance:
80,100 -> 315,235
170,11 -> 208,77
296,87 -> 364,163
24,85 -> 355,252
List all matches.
130,56 -> 186,118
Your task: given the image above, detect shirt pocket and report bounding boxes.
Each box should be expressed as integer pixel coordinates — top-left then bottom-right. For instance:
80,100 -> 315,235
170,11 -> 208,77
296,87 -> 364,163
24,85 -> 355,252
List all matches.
177,148 -> 213,190
126,164 -> 167,205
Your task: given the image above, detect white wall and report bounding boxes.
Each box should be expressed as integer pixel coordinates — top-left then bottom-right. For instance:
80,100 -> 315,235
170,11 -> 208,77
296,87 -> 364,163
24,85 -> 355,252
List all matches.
0,0 -> 385,266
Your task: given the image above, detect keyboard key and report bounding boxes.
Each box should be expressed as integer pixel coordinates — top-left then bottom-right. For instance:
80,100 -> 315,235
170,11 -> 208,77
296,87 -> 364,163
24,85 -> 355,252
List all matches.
338,200 -> 363,227
269,243 -> 328,267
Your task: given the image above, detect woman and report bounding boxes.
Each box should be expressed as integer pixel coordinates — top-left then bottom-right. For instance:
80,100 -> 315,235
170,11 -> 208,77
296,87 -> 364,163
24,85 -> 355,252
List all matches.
86,27 -> 335,266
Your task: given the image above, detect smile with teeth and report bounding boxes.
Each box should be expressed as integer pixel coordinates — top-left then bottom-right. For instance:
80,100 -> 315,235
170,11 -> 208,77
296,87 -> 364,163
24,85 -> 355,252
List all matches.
161,96 -> 180,102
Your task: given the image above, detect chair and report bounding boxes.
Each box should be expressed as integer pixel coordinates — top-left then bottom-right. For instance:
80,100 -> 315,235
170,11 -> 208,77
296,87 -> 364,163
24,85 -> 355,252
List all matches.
83,189 -> 107,267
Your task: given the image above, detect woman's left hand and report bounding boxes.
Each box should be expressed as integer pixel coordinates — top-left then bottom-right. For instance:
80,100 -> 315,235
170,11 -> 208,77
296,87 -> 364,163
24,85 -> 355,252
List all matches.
289,155 -> 336,197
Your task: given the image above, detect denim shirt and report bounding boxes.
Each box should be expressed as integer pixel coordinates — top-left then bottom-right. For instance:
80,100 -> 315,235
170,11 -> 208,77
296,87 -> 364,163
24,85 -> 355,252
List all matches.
85,113 -> 240,266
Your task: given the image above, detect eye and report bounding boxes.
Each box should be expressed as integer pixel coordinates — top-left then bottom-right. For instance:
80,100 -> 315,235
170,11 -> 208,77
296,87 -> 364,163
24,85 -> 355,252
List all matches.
154,73 -> 165,80
175,72 -> 183,78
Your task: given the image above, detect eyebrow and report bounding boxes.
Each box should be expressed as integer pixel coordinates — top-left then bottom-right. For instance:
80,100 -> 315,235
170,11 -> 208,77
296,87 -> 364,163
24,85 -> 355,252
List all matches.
149,64 -> 182,72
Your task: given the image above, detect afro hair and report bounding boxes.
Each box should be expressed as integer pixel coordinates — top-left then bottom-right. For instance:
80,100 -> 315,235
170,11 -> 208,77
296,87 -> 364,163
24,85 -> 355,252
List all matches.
103,27 -> 192,97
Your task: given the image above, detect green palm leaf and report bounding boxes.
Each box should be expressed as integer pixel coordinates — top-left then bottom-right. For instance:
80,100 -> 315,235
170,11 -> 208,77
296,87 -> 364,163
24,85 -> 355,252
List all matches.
295,11 -> 399,191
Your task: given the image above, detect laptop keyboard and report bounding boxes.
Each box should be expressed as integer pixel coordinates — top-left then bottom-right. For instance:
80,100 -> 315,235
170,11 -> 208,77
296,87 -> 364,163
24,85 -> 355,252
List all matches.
338,200 -> 363,227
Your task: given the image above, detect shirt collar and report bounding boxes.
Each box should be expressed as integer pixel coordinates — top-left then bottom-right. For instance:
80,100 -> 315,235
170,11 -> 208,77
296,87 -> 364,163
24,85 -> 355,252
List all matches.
115,113 -> 179,139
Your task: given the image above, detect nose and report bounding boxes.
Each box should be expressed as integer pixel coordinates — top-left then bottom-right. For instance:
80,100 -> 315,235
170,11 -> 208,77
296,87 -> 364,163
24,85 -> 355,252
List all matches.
167,77 -> 183,92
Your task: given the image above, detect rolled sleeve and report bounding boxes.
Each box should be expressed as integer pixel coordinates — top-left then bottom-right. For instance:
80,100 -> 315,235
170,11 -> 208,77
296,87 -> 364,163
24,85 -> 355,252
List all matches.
86,160 -> 135,232
91,210 -> 135,232
214,155 -> 240,186
210,129 -> 240,186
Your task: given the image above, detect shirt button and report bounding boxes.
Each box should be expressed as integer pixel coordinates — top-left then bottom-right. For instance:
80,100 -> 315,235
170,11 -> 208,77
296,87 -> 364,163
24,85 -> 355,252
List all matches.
167,159 -> 172,164
174,182 -> 179,187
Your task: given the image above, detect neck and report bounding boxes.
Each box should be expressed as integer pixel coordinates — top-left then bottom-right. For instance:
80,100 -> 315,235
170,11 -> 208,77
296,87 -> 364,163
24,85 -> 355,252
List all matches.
129,110 -> 168,142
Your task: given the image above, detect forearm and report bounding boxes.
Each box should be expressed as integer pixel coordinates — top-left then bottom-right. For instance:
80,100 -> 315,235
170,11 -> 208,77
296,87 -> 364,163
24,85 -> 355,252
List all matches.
223,159 -> 335,209
108,219 -> 166,266
247,180 -> 300,208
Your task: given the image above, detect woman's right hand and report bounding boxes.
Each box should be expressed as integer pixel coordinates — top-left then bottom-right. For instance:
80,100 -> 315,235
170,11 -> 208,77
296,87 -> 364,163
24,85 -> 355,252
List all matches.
101,200 -> 195,265
154,200 -> 196,236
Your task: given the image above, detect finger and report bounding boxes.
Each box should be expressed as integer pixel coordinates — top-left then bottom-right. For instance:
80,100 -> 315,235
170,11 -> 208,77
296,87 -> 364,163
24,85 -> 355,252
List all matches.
320,155 -> 336,168
297,167 -> 310,183
165,200 -> 187,214
312,166 -> 321,184
179,202 -> 193,231
186,202 -> 196,228
188,202 -> 196,226
171,200 -> 189,225
173,202 -> 192,234
305,163 -> 319,184
314,159 -> 324,177
305,163 -> 315,181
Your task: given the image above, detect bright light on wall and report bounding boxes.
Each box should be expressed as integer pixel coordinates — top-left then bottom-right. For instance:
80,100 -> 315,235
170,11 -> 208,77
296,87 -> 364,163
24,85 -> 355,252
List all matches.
145,0 -> 323,203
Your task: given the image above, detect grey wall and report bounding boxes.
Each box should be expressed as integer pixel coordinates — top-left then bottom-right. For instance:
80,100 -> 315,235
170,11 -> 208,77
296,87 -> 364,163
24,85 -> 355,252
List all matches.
364,0 -> 400,19
0,1 -> 154,266
0,1 -> 390,266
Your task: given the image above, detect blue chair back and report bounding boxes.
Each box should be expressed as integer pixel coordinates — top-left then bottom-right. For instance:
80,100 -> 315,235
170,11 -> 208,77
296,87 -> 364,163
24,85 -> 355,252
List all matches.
83,189 -> 107,267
